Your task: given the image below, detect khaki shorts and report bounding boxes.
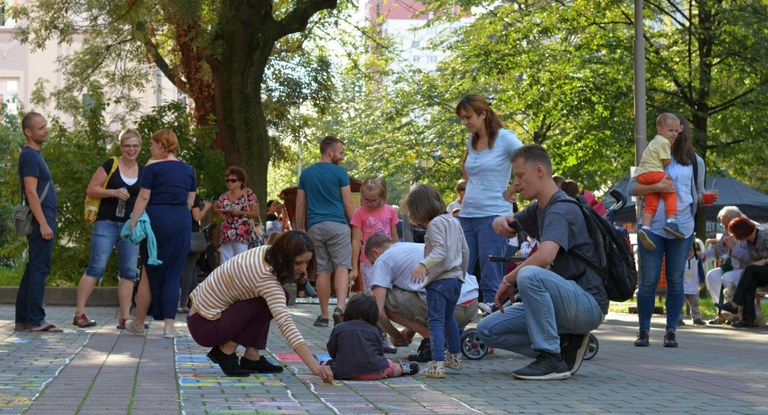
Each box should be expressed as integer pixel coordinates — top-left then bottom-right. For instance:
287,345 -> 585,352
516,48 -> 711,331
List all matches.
385,287 -> 428,327
454,299 -> 479,328
308,221 -> 352,275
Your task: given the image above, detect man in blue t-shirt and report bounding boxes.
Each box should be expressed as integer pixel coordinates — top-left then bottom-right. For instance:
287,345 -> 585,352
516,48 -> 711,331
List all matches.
296,136 -> 355,327
16,112 -> 61,332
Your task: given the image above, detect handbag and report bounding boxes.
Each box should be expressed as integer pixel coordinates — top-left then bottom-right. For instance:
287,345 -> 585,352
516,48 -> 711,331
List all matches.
189,231 -> 207,254
14,181 -> 51,236
248,217 -> 266,248
242,188 -> 266,248
84,157 -> 120,223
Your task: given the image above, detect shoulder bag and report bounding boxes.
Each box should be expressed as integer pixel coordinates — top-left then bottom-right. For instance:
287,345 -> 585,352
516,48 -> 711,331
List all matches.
14,180 -> 51,236
84,157 -> 120,223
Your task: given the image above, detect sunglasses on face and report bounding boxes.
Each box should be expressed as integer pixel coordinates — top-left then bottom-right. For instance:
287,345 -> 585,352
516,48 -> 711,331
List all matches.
225,178 -> 239,183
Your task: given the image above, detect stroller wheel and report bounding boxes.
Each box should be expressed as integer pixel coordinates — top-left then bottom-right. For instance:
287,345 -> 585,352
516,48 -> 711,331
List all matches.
460,328 -> 489,360
583,333 -> 599,360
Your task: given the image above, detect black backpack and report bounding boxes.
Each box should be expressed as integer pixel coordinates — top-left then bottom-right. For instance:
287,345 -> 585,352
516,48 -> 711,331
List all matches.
554,198 -> 638,302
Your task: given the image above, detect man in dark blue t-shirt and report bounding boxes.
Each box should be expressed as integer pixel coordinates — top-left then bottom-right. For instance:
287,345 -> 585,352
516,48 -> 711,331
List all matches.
296,136 -> 355,328
477,144 -> 607,380
16,111 -> 60,332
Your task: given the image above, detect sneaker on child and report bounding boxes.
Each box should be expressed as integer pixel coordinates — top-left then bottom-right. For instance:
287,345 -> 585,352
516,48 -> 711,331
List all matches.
399,361 -> 419,376
637,226 -> 656,251
425,361 -> 445,379
662,218 -> 685,239
444,352 -> 464,370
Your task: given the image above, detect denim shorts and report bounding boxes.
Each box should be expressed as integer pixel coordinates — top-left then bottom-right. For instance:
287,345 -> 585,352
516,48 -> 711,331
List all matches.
85,220 -> 139,281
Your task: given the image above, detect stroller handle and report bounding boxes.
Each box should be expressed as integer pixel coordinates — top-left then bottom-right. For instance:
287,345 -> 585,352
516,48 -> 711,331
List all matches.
607,188 -> 628,214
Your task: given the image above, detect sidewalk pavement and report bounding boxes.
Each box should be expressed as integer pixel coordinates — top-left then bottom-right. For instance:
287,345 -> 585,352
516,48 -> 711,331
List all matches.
0,303 -> 767,415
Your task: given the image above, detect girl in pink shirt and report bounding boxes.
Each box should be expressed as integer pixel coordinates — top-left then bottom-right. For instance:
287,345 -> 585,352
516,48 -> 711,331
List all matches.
350,175 -> 399,293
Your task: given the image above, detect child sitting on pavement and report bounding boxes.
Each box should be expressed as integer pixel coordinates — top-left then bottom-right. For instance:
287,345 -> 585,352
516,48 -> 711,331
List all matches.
635,113 -> 685,251
323,293 -> 419,380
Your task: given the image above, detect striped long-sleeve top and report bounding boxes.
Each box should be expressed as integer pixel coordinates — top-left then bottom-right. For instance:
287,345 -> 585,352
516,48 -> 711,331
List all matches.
189,246 -> 305,350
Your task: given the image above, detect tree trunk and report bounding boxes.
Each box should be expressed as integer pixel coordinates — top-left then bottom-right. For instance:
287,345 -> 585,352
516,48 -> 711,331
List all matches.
211,28 -> 275,216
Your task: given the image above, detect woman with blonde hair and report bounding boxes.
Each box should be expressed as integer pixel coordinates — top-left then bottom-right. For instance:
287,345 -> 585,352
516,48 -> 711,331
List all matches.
74,129 -> 144,329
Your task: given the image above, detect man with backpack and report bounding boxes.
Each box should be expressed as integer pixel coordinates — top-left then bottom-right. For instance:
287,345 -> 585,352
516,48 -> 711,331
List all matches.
476,144 -> 608,380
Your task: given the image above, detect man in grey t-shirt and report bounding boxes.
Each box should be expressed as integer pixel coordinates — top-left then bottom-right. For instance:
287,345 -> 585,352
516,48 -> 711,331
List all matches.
478,144 -> 607,380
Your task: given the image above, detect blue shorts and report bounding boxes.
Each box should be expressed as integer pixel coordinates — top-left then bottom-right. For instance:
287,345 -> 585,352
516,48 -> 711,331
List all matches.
85,220 -> 139,281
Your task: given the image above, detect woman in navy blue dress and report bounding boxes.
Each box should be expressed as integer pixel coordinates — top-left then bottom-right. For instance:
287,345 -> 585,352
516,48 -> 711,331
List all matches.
128,129 -> 197,338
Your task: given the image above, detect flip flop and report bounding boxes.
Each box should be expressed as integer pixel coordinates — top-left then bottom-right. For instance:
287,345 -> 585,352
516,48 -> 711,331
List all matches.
30,323 -> 63,333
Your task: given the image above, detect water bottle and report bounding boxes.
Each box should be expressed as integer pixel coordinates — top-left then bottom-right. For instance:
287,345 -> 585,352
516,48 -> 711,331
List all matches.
116,187 -> 126,218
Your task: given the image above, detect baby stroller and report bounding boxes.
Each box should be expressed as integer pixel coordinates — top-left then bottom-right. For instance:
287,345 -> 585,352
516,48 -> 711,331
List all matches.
459,189 -> 629,360
197,223 -> 218,283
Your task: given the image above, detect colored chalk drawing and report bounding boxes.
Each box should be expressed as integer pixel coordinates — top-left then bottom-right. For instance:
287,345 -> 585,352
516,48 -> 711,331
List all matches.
0,331 -> 94,414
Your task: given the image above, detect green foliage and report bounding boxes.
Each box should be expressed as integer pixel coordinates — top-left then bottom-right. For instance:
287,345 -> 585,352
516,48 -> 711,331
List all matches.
135,102 -> 224,199
326,0 -> 768,203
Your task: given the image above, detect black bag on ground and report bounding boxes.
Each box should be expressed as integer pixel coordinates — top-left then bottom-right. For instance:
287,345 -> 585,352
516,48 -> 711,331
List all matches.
554,198 -> 638,302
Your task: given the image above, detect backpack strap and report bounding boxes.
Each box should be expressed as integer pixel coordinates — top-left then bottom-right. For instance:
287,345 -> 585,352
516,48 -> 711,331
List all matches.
548,197 -> 606,277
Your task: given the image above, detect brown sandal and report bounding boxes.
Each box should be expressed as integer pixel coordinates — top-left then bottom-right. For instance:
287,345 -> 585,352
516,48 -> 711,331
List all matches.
73,314 -> 97,328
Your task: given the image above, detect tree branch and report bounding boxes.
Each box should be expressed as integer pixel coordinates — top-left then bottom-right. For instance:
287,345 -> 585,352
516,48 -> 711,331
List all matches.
709,87 -> 758,115
275,0 -> 338,39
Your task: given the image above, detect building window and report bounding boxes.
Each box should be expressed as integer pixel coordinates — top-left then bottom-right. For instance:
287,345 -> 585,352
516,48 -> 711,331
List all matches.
0,78 -> 20,118
0,3 -> 17,28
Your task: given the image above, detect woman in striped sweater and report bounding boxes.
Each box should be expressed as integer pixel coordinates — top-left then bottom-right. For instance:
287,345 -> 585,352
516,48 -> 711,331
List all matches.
188,230 -> 334,382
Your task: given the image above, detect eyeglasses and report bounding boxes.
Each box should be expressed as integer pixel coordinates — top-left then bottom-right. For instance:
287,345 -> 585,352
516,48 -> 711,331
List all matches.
225,178 -> 239,183
362,197 -> 381,205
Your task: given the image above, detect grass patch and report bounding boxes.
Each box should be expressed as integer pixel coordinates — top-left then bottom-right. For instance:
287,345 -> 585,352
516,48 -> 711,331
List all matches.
0,264 -> 119,287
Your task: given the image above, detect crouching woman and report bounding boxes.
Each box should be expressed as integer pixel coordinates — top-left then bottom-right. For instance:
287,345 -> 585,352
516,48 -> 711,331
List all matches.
188,230 -> 333,383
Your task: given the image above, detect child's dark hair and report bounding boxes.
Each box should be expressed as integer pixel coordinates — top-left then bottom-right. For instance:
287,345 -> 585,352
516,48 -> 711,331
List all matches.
404,184 -> 446,225
343,293 -> 379,326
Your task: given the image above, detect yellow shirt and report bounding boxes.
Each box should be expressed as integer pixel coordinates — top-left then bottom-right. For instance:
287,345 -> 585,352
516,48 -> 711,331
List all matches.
189,246 -> 305,350
634,135 -> 671,177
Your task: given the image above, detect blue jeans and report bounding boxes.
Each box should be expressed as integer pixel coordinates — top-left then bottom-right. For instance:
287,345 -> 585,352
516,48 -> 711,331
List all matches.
476,266 -> 604,357
426,278 -> 462,361
85,220 -> 139,280
16,215 -> 56,327
637,232 -> 694,332
459,216 -> 507,302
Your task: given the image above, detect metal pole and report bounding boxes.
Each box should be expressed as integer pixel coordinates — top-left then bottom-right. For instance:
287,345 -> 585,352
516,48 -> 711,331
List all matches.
634,0 -> 646,165
633,0 -> 646,222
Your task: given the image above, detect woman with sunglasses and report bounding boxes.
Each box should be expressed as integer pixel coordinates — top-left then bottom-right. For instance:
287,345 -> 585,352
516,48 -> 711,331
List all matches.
187,230 -> 334,383
214,166 -> 260,264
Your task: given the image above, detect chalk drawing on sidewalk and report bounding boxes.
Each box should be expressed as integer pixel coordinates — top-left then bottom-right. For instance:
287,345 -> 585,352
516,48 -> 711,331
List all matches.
175,337 -> 303,414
